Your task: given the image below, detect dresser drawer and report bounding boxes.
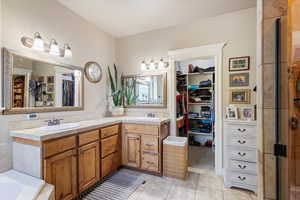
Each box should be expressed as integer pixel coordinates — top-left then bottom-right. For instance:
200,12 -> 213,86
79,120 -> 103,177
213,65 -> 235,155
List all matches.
227,171 -> 257,186
43,136 -> 76,158
79,130 -> 99,146
228,160 -> 257,175
141,152 -> 159,172
228,125 -> 256,138
101,135 -> 118,158
123,124 -> 159,136
141,135 -> 158,153
228,147 -> 257,162
229,136 -> 256,148
101,125 -> 119,139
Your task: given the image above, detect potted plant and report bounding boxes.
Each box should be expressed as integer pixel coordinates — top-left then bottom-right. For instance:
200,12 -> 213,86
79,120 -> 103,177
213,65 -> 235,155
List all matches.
108,64 -> 124,116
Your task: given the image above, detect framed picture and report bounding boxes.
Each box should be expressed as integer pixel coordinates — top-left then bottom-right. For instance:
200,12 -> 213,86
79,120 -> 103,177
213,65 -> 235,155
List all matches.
229,56 -> 250,71
226,106 -> 238,120
47,84 -> 55,93
229,73 -> 249,87
241,107 -> 254,121
47,76 -> 55,84
230,89 -> 251,104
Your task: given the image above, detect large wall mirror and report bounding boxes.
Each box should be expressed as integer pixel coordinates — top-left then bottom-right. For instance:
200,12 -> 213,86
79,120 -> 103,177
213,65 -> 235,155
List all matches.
122,73 -> 167,108
2,48 -> 84,114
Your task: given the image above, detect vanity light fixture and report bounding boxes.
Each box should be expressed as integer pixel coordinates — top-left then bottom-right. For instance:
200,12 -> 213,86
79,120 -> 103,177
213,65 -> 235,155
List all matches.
49,39 -> 60,56
21,32 -> 72,58
32,32 -> 45,51
140,58 -> 169,71
64,44 -> 72,58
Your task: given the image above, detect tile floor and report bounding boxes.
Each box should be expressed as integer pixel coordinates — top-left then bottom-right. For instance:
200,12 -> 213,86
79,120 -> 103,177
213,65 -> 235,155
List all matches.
127,145 -> 257,200
127,169 -> 257,200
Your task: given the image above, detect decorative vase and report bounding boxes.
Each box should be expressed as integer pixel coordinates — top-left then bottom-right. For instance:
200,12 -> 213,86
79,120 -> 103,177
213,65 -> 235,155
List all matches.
110,106 -> 124,117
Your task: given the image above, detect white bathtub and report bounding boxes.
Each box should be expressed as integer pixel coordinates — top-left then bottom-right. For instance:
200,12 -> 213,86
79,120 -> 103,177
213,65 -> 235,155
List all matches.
0,170 -> 45,200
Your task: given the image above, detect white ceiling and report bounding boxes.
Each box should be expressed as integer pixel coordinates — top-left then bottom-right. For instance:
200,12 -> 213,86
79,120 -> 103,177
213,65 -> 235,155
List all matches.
57,0 -> 256,38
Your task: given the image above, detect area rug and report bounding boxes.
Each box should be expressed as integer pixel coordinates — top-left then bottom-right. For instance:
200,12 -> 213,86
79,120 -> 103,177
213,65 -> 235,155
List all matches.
79,170 -> 145,200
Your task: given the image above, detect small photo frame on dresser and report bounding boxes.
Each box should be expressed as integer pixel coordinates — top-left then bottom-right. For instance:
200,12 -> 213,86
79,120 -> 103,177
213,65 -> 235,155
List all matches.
226,106 -> 238,120
241,107 -> 254,121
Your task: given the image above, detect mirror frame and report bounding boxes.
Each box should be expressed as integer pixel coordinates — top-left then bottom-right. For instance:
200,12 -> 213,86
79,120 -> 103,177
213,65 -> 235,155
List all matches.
122,73 -> 167,108
1,48 -> 84,115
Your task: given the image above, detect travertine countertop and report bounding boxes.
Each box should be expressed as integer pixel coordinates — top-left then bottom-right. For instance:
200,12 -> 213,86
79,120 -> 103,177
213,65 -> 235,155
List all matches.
10,116 -> 170,141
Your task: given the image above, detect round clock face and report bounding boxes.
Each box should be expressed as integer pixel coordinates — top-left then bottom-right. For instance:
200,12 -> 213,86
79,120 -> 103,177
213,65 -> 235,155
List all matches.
84,62 -> 103,83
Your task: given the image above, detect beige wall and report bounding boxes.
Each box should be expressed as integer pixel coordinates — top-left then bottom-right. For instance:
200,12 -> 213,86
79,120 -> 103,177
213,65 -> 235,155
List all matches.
0,0 -> 116,172
116,7 -> 257,120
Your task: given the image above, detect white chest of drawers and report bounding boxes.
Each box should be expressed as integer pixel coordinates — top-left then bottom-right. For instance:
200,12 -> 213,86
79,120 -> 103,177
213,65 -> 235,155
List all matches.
224,120 -> 257,193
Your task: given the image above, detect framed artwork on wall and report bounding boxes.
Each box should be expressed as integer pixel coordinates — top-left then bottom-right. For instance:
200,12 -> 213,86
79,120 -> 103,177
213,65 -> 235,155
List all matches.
229,72 -> 249,87
229,56 -> 250,71
230,89 -> 251,104
241,107 -> 254,121
226,106 -> 238,120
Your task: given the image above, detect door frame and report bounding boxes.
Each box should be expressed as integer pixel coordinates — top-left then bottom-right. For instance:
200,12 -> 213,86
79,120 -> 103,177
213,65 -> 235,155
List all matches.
168,43 -> 226,176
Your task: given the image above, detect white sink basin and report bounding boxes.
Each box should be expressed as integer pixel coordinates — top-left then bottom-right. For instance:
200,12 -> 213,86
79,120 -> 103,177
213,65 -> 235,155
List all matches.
38,123 -> 80,131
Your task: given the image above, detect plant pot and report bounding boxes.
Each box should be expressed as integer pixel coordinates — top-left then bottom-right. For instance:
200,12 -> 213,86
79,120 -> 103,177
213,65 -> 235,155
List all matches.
110,106 -> 124,116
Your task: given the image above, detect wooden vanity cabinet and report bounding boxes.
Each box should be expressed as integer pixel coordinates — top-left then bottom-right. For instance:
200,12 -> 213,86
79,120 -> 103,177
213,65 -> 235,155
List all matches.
100,124 -> 121,178
44,149 -> 77,200
122,122 -> 170,175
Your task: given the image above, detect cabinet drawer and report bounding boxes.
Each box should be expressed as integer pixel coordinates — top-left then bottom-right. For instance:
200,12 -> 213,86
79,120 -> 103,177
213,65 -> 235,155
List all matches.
229,136 -> 256,148
228,147 -> 257,162
79,130 -> 99,146
227,171 -> 257,186
43,136 -> 76,158
141,135 -> 158,153
229,125 -> 256,138
101,135 -> 118,158
123,124 -> 159,136
141,152 -> 159,172
228,160 -> 257,175
102,153 -> 113,178
101,125 -> 119,139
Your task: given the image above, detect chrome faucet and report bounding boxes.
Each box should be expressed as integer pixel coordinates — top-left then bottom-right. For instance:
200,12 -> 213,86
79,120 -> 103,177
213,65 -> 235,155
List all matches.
147,113 -> 156,118
45,118 -> 63,126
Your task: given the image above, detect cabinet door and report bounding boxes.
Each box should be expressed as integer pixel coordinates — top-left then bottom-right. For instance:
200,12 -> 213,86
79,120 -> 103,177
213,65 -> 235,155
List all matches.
78,141 -> 100,193
123,133 -> 140,168
112,151 -> 121,171
44,150 -> 77,200
102,153 -> 114,178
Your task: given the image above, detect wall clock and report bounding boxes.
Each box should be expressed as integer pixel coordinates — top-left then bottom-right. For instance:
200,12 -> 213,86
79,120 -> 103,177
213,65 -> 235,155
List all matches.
84,62 -> 103,83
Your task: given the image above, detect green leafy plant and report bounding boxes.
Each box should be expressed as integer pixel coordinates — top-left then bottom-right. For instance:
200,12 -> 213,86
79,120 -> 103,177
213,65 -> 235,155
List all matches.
124,78 -> 137,105
108,64 -> 123,107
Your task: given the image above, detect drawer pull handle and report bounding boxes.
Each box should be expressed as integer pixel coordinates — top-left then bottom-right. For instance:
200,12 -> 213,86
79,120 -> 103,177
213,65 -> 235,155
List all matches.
145,143 -> 154,146
237,140 -> 246,144
238,128 -> 246,132
238,176 -> 246,181
238,152 -> 246,157
238,164 -> 247,169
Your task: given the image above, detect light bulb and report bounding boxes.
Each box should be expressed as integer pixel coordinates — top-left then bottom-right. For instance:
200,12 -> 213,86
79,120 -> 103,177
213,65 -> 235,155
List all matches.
141,60 -> 146,71
32,32 -> 44,51
150,59 -> 155,70
64,44 -> 72,58
49,39 -> 60,56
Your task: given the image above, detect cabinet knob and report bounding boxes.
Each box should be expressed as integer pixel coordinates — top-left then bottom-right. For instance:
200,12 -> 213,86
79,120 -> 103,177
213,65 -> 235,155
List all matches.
238,128 -> 246,133
238,176 -> 246,181
237,140 -> 246,144
238,152 -> 246,157
238,164 -> 247,169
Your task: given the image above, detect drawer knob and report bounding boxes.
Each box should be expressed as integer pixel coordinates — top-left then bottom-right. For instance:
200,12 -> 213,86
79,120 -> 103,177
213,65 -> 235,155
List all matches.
238,128 -> 246,132
238,152 -> 246,157
238,176 -> 246,181
237,140 -> 246,144
238,164 -> 247,169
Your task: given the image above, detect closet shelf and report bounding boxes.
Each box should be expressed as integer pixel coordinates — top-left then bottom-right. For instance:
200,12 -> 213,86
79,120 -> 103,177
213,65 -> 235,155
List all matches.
188,102 -> 212,105
188,131 -> 213,136
189,117 -> 211,120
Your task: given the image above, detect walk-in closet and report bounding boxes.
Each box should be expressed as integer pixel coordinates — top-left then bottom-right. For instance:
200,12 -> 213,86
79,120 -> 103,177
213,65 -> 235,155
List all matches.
176,58 -> 216,172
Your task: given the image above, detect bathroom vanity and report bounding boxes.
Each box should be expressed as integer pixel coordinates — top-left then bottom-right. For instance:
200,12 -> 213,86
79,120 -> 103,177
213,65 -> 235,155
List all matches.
10,117 -> 170,200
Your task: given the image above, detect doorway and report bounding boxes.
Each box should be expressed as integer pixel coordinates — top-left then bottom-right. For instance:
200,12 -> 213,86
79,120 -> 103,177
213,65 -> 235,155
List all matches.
169,43 -> 226,175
